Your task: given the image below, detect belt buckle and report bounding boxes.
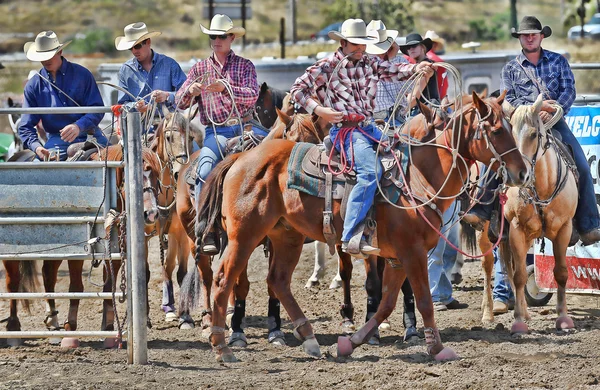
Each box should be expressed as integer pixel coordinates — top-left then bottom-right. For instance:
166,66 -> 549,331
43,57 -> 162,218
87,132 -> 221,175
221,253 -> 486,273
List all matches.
226,118 -> 239,127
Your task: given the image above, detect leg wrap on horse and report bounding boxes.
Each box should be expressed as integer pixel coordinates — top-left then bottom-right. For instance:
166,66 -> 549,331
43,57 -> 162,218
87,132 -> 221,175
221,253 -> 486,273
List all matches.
162,280 -> 175,313
424,327 -> 441,355
339,303 -> 354,322
230,300 -> 246,333
366,297 -> 379,321
267,298 -> 281,331
349,317 -> 379,347
292,317 -> 315,341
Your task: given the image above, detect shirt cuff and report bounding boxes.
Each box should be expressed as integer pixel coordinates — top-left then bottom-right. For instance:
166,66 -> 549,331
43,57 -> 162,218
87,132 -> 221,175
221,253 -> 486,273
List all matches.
30,141 -> 43,153
305,98 -> 319,115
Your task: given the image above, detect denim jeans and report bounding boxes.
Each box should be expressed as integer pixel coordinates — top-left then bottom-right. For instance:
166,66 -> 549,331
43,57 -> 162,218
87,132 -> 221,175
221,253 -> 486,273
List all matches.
194,124 -> 269,200
338,131 -> 383,242
493,248 -> 534,303
44,129 -> 108,161
427,200 -> 460,305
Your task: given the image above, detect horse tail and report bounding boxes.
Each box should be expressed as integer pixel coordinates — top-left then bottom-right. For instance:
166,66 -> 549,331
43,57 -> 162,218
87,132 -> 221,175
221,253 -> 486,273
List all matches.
178,252 -> 202,316
195,153 -> 243,242
498,238 -> 515,289
460,221 -> 479,254
19,261 -> 38,313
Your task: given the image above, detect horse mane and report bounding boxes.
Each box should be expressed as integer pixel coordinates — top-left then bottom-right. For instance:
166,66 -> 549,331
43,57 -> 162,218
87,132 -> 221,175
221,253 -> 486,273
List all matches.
141,147 -> 162,174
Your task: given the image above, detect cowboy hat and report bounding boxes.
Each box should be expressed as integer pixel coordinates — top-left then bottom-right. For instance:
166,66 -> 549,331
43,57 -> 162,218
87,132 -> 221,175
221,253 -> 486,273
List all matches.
115,22 -> 161,51
24,31 -> 72,62
511,16 -> 552,38
365,20 -> 398,55
424,30 -> 446,47
328,19 -> 378,45
399,33 -> 433,55
200,14 -> 245,38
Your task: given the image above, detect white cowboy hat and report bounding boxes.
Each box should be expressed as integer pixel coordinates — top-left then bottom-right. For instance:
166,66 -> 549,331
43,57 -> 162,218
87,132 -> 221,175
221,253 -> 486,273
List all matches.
115,22 -> 161,51
328,19 -> 378,45
425,30 -> 446,47
24,31 -> 72,62
365,20 -> 399,55
200,14 -> 245,38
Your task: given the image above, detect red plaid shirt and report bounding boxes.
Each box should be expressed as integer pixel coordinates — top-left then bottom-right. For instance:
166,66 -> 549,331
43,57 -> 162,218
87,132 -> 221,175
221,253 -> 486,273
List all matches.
290,48 -> 416,118
176,50 -> 259,126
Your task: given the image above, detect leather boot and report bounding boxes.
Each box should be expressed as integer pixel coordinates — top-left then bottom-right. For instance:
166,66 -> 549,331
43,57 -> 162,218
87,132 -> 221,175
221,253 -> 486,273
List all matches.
580,228 -> 600,246
201,232 -> 219,255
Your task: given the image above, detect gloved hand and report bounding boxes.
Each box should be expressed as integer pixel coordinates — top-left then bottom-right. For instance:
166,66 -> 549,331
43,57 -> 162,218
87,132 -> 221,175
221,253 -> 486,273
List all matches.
378,134 -> 392,154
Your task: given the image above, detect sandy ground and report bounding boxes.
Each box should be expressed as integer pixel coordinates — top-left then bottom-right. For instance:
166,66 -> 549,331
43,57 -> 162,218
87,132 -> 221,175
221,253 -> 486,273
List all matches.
0,238 -> 599,390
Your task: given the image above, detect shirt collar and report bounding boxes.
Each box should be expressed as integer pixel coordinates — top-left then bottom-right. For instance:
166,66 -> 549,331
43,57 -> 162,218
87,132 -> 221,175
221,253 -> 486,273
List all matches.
517,47 -> 549,66
134,50 -> 156,70
210,50 -> 235,67
40,56 -> 68,80
333,47 -> 367,67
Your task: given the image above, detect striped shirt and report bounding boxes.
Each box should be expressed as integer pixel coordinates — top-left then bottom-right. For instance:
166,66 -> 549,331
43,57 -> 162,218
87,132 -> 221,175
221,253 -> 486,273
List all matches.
374,55 -> 411,114
175,50 -> 259,126
290,48 -> 416,118
117,51 -> 186,112
501,49 -> 576,114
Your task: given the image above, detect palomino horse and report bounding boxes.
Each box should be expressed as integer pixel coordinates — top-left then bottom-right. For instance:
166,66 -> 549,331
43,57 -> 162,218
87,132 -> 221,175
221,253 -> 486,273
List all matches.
474,95 -> 577,332
196,92 -> 528,362
176,109 -> 329,344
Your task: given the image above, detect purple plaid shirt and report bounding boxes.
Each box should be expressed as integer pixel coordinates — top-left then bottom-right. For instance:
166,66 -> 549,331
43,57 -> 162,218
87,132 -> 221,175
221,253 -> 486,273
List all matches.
290,48 -> 416,118
176,50 -> 259,126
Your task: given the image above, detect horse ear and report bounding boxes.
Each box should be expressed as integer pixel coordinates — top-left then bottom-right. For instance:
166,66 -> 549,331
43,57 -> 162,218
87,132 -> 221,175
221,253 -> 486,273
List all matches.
260,82 -> 268,94
418,100 -> 433,123
472,90 -> 488,116
7,97 -> 13,107
502,100 -> 516,119
480,88 -> 488,99
532,93 -> 544,116
276,107 -> 292,126
495,90 -> 507,105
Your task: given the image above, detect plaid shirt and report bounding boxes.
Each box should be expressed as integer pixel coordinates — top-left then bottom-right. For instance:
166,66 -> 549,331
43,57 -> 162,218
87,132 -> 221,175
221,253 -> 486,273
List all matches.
501,49 -> 576,114
176,50 -> 259,126
290,48 -> 416,118
374,55 -> 411,114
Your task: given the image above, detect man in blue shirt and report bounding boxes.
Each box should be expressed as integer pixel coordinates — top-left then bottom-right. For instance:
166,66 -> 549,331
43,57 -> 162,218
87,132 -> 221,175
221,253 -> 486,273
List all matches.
19,31 -> 107,161
463,16 -> 600,246
115,22 -> 187,127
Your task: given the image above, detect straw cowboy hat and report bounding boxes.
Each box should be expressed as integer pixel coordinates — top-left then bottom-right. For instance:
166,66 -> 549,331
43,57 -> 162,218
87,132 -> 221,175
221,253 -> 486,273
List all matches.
24,31 -> 72,62
200,14 -> 246,37
511,16 -> 552,38
425,30 -> 446,47
365,20 -> 398,55
399,32 -> 433,55
328,19 -> 378,45
115,22 -> 161,51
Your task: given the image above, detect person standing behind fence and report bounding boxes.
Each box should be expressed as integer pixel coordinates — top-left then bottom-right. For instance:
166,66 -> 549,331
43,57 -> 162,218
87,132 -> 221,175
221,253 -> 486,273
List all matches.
115,22 -> 186,132
18,31 -> 107,161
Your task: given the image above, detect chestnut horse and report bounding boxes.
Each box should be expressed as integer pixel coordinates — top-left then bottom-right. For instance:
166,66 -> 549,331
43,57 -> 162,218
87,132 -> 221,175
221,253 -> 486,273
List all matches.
470,95 -> 578,332
196,92 -> 528,362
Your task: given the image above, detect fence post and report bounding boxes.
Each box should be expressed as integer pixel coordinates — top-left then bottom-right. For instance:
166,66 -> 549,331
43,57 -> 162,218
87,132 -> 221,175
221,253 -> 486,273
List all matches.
123,112 -> 148,365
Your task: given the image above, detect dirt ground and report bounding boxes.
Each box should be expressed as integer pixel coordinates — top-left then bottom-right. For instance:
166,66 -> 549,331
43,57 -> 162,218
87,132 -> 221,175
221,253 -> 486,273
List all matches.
0,238 -> 599,390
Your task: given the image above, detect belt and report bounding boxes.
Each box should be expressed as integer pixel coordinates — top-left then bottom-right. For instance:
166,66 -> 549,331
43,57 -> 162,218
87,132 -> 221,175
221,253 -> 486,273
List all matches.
225,113 -> 253,127
335,120 -> 370,128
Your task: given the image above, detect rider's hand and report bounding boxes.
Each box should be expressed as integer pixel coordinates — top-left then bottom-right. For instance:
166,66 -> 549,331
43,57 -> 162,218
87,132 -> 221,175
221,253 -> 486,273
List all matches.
203,81 -> 225,93
540,111 -> 553,124
378,135 -> 392,154
541,100 -> 557,113
135,100 -> 148,113
152,90 -> 169,103
35,146 -> 50,160
188,82 -> 203,97
59,123 -> 81,143
314,106 -> 344,123
415,62 -> 436,79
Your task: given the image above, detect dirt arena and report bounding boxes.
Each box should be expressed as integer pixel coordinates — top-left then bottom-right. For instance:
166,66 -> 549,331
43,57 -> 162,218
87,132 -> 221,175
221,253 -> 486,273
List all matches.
0,238 -> 599,389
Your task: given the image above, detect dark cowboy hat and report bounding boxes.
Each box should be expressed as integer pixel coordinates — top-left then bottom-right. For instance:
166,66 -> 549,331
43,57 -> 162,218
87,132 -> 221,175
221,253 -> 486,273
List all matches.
399,33 -> 433,55
511,16 -> 552,38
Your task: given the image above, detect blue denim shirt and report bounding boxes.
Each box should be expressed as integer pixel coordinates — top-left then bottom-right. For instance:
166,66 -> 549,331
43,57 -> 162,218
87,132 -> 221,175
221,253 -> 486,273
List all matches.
117,51 -> 187,111
19,57 -> 104,152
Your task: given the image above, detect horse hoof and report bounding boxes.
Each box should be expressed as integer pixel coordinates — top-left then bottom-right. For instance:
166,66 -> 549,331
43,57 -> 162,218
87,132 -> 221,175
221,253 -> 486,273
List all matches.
302,337 -> 322,358
201,327 -> 212,339
216,348 -> 238,363
434,347 -> 459,362
268,330 -> 286,346
341,321 -> 356,335
49,337 -> 62,346
556,316 -> 575,331
378,320 -> 391,331
6,338 -> 22,347
61,337 -> 80,348
337,336 -> 354,357
103,337 -> 119,349
165,312 -> 178,322
510,322 -> 529,335
270,337 -> 286,346
304,279 -> 320,289
367,335 -> 380,346
329,279 -> 342,290
179,322 -> 195,330
228,332 -> 248,348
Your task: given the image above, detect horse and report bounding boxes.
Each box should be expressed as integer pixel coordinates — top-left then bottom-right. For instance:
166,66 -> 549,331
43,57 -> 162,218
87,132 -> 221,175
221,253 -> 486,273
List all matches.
196,92 -> 528,362
254,82 -> 288,129
175,109 -> 329,344
467,94 -> 578,332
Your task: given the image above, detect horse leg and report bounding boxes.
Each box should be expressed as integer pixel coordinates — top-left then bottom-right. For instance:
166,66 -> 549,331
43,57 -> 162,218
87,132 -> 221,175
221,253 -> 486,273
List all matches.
480,223 -> 495,324
162,233 -> 178,322
178,237 -> 199,330
266,231 -> 321,358
228,266 -> 250,348
305,241 -> 327,288
4,261 -> 22,346
267,243 -> 285,346
329,249 -> 343,289
337,246 -> 355,335
363,255 -> 381,345
61,260 -> 84,348
508,230 -> 532,335
42,260 -> 61,345
196,250 -> 214,335
101,259 -> 122,348
553,222 -> 575,331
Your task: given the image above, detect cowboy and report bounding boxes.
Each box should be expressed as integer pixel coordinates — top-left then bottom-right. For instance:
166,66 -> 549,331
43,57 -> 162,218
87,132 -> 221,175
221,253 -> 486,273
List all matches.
399,32 -> 441,114
176,14 -> 268,253
290,18 -> 435,257
18,31 -> 108,161
424,30 -> 448,99
115,22 -> 186,130
463,16 -> 600,246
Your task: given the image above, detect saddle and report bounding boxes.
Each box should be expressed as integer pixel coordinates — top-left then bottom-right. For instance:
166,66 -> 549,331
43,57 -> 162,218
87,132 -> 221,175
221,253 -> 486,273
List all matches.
66,141 -> 101,162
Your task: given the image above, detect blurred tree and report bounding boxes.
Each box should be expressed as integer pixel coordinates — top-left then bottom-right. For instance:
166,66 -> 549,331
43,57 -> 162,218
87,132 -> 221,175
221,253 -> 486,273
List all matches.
325,0 -> 414,34
510,0 -> 518,30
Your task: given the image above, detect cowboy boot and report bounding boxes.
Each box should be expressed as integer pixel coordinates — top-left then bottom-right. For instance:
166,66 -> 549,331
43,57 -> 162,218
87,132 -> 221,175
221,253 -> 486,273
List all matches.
201,232 -> 219,255
580,228 -> 600,246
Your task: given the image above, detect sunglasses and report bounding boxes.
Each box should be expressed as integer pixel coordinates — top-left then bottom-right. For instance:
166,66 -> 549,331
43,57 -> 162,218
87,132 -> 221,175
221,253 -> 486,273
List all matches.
209,34 -> 231,40
405,44 -> 420,50
131,40 -> 148,50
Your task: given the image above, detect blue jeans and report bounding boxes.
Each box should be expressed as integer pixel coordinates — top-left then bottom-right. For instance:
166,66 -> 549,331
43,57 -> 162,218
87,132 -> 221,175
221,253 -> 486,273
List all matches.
493,248 -> 534,303
194,124 -> 269,200
45,129 -> 108,161
338,131 -> 383,242
427,200 -> 460,304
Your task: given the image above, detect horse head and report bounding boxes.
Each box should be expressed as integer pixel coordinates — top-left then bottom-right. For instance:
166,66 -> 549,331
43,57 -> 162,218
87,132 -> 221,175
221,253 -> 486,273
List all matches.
140,148 -> 161,225
268,108 -> 329,144
504,94 -> 545,173
458,91 -> 528,187
255,82 -> 288,129
155,111 -> 191,181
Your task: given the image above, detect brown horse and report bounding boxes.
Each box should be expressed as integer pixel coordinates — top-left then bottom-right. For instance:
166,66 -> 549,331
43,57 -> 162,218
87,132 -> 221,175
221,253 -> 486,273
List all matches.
196,92 -> 528,362
472,95 -> 578,332
175,109 -> 329,343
